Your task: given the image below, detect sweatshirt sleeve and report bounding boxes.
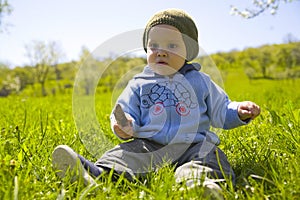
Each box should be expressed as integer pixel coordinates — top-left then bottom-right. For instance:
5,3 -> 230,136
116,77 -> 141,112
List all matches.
205,77 -> 247,129
223,101 -> 248,129
110,79 -> 140,138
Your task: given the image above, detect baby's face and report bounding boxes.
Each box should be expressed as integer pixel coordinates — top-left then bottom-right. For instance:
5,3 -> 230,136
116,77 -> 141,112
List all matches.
146,24 -> 187,76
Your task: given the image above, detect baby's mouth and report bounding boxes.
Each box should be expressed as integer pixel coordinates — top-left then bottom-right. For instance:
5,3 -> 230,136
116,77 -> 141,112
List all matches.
157,61 -> 168,65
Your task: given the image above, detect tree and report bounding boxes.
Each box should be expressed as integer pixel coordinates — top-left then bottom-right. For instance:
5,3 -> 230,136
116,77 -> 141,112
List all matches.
11,66 -> 34,92
25,40 -> 64,96
0,0 -> 12,32
259,47 -> 273,78
283,33 -> 299,44
77,46 -> 100,95
230,0 -> 296,19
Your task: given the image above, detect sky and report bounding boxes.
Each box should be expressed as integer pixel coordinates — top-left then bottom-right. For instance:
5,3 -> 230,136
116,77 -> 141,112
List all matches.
0,0 -> 299,68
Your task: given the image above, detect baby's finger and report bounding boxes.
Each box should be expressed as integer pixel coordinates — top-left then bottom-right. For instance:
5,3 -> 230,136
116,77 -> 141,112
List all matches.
251,106 -> 261,118
239,109 -> 252,121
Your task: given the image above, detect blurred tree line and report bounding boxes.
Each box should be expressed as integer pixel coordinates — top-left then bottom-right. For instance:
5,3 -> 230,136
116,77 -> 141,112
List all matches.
0,41 -> 299,97
208,42 -> 300,80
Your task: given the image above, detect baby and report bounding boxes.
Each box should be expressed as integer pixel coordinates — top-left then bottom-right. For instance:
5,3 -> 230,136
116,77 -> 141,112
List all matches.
52,8 -> 260,194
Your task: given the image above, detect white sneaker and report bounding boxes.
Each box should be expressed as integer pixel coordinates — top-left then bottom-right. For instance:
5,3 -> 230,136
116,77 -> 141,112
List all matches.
202,179 -> 224,200
179,179 -> 224,200
52,145 -> 96,185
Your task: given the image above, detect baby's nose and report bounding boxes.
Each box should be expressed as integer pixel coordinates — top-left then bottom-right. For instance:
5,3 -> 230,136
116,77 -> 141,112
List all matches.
157,49 -> 167,57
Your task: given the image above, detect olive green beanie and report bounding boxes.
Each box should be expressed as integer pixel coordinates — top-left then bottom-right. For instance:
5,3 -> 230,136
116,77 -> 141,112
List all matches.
143,8 -> 199,61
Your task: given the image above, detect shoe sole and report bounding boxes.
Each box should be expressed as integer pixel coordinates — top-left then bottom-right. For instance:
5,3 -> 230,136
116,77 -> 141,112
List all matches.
52,145 -> 96,185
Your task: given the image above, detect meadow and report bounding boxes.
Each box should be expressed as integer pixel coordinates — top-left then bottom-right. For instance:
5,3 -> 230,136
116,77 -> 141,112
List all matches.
0,70 -> 299,199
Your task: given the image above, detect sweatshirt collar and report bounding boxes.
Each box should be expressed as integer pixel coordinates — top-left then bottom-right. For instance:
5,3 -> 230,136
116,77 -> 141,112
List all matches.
178,62 -> 201,75
136,62 -> 201,78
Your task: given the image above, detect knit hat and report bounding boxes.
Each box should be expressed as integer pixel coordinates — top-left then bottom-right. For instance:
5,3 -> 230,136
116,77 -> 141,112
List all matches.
143,8 -> 199,61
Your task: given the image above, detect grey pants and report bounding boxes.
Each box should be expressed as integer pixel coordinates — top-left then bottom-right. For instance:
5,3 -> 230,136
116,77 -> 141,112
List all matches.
95,139 -> 235,184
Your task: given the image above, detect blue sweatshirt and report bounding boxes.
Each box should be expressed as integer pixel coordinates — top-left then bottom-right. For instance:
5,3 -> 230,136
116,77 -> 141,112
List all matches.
112,63 -> 247,145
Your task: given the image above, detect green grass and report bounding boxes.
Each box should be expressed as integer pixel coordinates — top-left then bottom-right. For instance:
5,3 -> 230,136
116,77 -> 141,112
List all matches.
0,73 -> 299,199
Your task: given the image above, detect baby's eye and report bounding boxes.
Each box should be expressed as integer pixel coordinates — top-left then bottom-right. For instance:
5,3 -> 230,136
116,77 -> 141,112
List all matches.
168,43 -> 177,49
149,43 -> 159,49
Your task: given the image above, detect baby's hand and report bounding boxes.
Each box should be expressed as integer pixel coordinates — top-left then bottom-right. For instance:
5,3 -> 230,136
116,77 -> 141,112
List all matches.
113,104 -> 134,139
113,119 -> 134,140
238,101 -> 261,121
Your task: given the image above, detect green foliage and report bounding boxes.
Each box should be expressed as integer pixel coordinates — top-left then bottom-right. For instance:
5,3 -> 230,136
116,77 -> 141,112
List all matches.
0,43 -> 299,198
98,57 -> 145,92
1,42 -> 299,97
219,72 -> 300,199
0,63 -> 9,85
211,42 -> 300,80
0,73 -> 299,199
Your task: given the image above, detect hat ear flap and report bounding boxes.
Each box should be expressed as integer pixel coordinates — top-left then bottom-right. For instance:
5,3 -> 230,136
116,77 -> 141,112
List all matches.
182,33 -> 199,61
143,30 -> 148,53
